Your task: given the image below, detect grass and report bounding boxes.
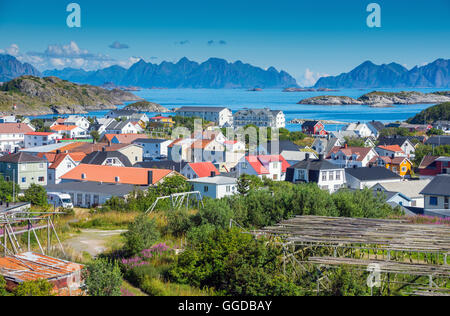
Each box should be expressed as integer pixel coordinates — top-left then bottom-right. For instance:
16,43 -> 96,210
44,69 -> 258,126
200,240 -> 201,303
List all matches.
70,211 -> 139,230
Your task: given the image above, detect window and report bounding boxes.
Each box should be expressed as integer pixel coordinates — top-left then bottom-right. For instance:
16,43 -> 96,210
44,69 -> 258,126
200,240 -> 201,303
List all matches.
21,177 -> 26,183
336,171 -> 341,181
429,196 -> 438,206
38,176 -> 45,182
39,163 -> 44,169
322,172 -> 327,181
226,186 -> 231,193
329,171 -> 334,181
204,186 -> 209,192
445,197 -> 449,210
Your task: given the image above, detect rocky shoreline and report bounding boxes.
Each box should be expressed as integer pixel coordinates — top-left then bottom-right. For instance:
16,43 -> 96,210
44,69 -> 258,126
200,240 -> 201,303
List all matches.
298,91 -> 450,106
289,118 -> 349,125
123,100 -> 170,113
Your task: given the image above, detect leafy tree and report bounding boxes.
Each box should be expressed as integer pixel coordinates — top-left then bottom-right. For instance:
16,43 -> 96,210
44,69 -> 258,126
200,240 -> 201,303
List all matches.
123,214 -> 160,255
83,258 -> 123,296
0,176 -> 15,202
379,127 -> 413,138
22,184 -> 48,207
236,174 -> 251,195
426,128 -> 444,136
322,267 -> 370,296
154,175 -> 191,196
407,102 -> 450,124
169,228 -> 301,295
344,137 -> 366,147
413,144 -> 450,167
13,279 -> 54,296
90,130 -> 100,142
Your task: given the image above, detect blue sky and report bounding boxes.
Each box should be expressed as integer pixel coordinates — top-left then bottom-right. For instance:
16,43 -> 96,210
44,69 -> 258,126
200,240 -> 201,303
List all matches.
0,0 -> 449,85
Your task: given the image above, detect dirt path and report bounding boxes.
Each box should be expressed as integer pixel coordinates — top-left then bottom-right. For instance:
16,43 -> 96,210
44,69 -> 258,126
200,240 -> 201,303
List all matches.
63,229 -> 127,257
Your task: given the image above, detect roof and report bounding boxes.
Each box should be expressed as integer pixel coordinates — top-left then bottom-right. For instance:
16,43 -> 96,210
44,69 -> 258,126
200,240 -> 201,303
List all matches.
81,151 -> 132,167
367,121 -> 385,132
189,176 -> 237,185
377,145 -> 404,153
302,120 -> 321,128
420,175 -> 450,196
134,161 -> 188,172
51,142 -> 131,154
106,120 -> 133,131
419,155 -> 439,169
426,136 -> 450,146
345,167 -> 402,182
49,153 -> 75,169
0,252 -> 83,283
378,136 -> 412,147
374,179 -> 431,199
190,139 -> 215,149
133,138 -> 171,144
60,164 -> 174,185
188,162 -> 220,177
245,155 -> 290,174
21,142 -> 75,154
176,106 -> 229,113
0,152 -> 46,164
288,157 -> 341,171
50,125 -> 78,131
102,133 -> 144,144
328,146 -> 374,161
0,123 -> 34,134
25,132 -> 56,136
46,181 -> 137,196
259,140 -> 301,155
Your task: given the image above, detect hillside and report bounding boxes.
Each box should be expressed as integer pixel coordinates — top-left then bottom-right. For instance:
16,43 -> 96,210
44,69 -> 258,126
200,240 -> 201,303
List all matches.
0,76 -> 142,115
407,102 -> 450,124
44,57 -> 298,89
314,59 -> 450,89
0,54 -> 41,82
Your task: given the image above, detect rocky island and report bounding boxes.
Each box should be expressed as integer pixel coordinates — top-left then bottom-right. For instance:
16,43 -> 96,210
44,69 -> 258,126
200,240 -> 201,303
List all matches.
122,100 -> 170,113
0,76 -> 142,115
298,91 -> 450,106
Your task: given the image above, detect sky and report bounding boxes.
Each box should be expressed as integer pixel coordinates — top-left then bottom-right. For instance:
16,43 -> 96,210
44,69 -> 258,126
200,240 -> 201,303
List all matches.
0,0 -> 449,85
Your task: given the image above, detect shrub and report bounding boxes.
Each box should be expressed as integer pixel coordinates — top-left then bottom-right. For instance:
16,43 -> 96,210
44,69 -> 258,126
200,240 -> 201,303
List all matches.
22,184 -> 48,207
13,279 -> 54,296
83,258 -> 123,296
123,214 -> 161,256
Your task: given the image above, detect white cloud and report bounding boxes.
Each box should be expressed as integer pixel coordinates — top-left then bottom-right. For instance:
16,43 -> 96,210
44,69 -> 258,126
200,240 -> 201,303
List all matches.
298,68 -> 329,87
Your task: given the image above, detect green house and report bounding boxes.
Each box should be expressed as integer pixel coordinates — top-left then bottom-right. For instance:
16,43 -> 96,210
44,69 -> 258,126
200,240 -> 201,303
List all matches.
0,152 -> 47,190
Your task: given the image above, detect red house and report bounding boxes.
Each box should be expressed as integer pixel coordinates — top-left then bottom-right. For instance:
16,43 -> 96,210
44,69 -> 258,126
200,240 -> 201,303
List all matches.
301,120 -> 327,136
418,155 -> 450,176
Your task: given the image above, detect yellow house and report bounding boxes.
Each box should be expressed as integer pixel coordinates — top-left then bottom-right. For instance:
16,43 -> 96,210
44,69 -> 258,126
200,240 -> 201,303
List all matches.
377,156 -> 413,177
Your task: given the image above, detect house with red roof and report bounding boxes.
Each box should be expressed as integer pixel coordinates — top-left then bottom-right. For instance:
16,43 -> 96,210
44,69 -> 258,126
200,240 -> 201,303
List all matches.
47,153 -> 79,184
24,132 -> 62,148
181,162 -> 220,179
234,155 -> 290,181
375,145 -> 407,158
0,123 -> 35,152
327,145 -> 378,168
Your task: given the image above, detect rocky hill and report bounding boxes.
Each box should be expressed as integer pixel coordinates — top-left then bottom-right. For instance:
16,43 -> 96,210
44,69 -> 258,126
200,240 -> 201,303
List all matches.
0,76 -> 142,115
44,57 -> 298,89
123,100 -> 170,113
298,91 -> 450,106
407,102 -> 450,124
0,54 -> 41,82
314,59 -> 450,89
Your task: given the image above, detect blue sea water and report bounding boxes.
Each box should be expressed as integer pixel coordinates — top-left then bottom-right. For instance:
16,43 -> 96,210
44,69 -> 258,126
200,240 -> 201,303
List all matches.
29,87 -> 449,132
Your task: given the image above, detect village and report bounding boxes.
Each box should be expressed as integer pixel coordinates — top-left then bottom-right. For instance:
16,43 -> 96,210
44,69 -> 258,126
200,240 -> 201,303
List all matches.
0,105 -> 449,296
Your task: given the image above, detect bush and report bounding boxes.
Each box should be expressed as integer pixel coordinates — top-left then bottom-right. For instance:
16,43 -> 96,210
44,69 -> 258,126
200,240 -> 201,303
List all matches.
123,214 -> 161,255
22,184 -> 48,207
83,258 -> 123,296
0,276 -> 9,296
13,279 -> 54,296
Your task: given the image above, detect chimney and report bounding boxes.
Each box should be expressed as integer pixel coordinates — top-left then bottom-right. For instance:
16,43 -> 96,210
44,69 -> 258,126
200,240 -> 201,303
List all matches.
210,171 -> 216,177
344,144 -> 348,149
305,153 -> 310,161
102,146 -> 106,152
148,170 -> 153,185
56,149 -> 61,154
115,176 -> 120,183
319,154 -> 324,161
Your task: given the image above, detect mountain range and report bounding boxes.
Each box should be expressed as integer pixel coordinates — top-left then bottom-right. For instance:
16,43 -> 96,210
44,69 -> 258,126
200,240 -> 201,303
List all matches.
42,57 -> 298,89
0,55 -> 41,82
314,59 -> 450,89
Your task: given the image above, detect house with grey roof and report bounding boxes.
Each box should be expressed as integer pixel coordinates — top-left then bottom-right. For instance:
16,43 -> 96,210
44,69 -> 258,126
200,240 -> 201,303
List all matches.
312,137 -> 342,156
420,175 -> 450,216
371,179 -> 431,207
188,175 -> 237,199
0,152 -> 47,189
105,120 -> 139,135
345,166 -> 402,190
233,108 -> 285,128
175,106 -> 233,127
81,150 -> 133,167
285,154 -> 345,193
425,136 -> 450,148
259,140 -> 317,165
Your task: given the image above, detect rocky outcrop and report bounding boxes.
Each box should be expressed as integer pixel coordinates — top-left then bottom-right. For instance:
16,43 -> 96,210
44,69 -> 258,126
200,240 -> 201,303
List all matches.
298,95 -> 362,105
0,75 -> 142,115
123,100 -> 170,113
298,91 -> 450,106
0,54 -> 41,82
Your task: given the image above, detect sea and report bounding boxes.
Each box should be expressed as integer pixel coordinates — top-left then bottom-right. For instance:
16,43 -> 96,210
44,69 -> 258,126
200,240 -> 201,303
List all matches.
28,87 -> 449,132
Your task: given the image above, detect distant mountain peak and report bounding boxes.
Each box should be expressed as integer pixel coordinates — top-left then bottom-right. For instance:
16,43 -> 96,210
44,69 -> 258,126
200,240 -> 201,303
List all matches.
0,54 -> 41,82
314,58 -> 449,89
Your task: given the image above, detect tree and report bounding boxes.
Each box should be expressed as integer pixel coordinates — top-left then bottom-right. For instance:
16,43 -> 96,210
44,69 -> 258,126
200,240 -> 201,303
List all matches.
90,130 -> 100,142
0,176 -> 15,202
154,175 -> 191,196
0,276 -> 9,296
13,279 -> 54,296
123,214 -> 160,255
344,137 -> 366,147
23,184 -> 48,207
426,128 -> 444,136
236,174 -> 251,195
83,258 -> 123,296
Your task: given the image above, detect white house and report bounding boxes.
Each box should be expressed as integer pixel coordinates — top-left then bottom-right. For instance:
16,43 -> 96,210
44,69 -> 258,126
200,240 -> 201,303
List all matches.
375,145 -> 407,158
371,179 -> 431,208
328,146 -> 378,168
50,125 -> 88,139
345,123 -> 375,138
285,154 -> 346,193
420,175 -> 450,216
47,153 -> 79,184
54,116 -> 91,130
233,109 -> 286,128
345,167 -> 402,190
189,176 -> 237,199
132,138 -> 172,160
0,123 -> 35,152
181,162 -> 220,180
175,107 -> 233,127
234,155 -> 290,181
0,115 -> 18,123
105,120 -> 139,135
24,132 -> 62,148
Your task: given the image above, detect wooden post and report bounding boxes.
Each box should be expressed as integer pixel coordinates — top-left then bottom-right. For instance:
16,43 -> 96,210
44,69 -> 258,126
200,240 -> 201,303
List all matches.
47,216 -> 51,254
